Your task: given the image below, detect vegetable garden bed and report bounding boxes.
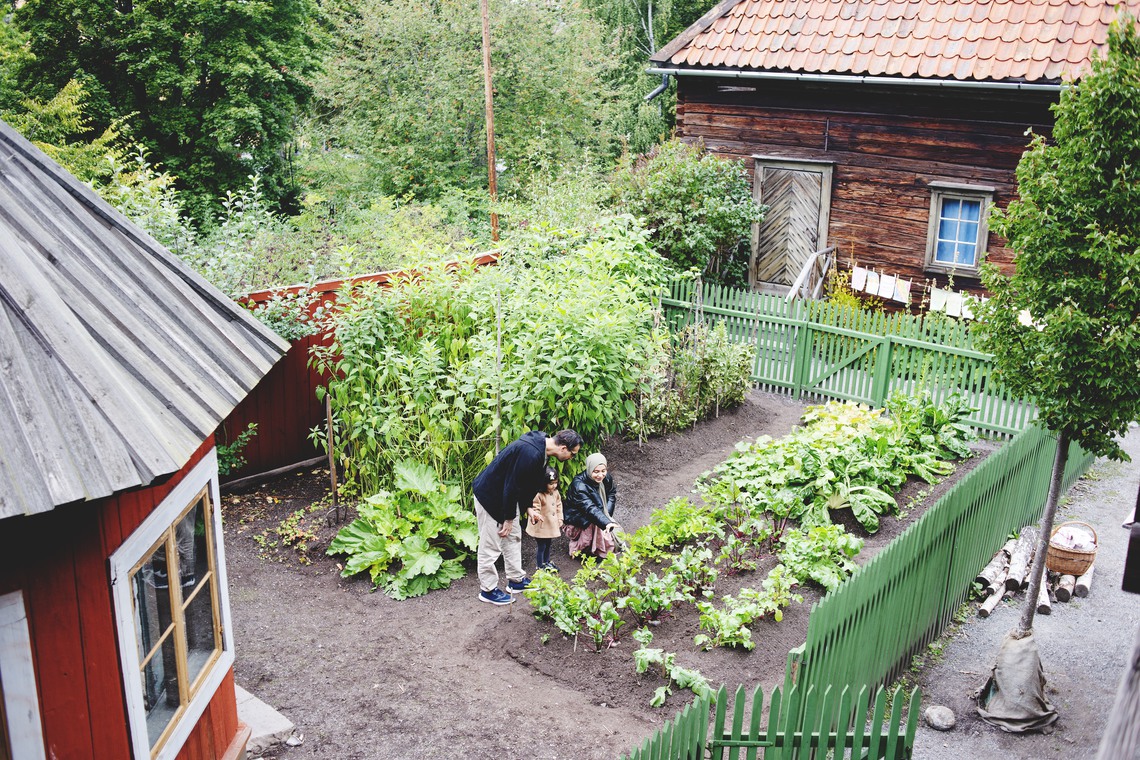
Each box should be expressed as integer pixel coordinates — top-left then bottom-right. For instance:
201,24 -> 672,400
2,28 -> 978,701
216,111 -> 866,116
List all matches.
222,390 -> 993,760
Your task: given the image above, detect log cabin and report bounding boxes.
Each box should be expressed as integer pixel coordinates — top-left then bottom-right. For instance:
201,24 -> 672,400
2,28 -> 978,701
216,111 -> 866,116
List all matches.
650,0 -> 1140,299
0,118 -> 288,759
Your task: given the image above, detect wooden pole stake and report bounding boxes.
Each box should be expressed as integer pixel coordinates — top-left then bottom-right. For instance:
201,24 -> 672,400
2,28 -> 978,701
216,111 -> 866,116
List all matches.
480,0 -> 499,242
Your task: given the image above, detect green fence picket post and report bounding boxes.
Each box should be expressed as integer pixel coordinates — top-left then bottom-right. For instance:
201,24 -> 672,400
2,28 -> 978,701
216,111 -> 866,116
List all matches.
870,336 -> 893,407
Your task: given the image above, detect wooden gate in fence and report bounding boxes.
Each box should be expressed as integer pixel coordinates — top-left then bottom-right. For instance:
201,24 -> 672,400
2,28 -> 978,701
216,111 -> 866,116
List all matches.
662,278 -> 1036,436
624,683 -> 920,760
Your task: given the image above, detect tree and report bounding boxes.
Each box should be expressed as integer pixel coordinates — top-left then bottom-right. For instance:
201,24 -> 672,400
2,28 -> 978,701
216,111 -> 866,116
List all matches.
11,0 -> 321,219
609,139 -> 765,286
304,0 -> 624,204
974,13 -> 1140,730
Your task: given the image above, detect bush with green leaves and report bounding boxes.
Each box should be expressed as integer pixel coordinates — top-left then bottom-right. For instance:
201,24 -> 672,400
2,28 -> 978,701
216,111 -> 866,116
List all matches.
313,214 -> 668,494
326,460 -> 477,600
609,139 -> 765,286
629,318 -> 755,439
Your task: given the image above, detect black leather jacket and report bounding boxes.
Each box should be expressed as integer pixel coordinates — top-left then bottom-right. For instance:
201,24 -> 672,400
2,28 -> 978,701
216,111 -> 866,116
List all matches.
563,471 -> 617,529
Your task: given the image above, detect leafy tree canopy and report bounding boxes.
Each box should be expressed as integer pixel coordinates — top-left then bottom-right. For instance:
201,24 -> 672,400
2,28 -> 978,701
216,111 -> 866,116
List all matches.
304,0 -> 628,204
11,0 -> 322,220
977,14 -> 1140,461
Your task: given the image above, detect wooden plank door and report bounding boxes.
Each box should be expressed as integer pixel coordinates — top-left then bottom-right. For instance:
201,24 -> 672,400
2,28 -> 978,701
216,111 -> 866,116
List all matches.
751,159 -> 833,288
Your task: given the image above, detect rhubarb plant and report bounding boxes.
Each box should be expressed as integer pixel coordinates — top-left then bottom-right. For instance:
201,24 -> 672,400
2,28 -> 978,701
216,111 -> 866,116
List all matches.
326,460 -> 477,599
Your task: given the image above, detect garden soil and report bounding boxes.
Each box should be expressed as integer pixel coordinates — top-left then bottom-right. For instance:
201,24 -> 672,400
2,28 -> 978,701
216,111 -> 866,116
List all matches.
223,389 -> 1034,760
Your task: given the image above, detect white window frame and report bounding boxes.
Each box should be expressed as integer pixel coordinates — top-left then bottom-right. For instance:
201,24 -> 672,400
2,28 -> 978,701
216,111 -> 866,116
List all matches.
110,449 -> 234,760
0,591 -> 46,760
924,182 -> 994,275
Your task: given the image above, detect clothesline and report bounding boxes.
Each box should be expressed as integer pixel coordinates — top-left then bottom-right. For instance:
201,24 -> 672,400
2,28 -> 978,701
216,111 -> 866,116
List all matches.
848,265 -> 985,319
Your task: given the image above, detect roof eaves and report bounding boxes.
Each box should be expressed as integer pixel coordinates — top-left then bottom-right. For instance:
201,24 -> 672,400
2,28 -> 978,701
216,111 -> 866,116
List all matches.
647,65 -> 1065,91
650,0 -> 750,64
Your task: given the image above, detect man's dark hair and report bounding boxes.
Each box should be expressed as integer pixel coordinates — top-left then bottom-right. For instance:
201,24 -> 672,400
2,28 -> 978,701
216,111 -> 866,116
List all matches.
553,429 -> 583,450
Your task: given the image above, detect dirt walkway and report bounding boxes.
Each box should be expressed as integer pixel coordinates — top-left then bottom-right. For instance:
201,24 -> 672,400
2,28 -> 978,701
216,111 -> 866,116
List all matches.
914,427 -> 1140,759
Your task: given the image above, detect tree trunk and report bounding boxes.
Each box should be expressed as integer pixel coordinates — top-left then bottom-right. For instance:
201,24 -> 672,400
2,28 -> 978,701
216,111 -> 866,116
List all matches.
1018,429 -> 1070,636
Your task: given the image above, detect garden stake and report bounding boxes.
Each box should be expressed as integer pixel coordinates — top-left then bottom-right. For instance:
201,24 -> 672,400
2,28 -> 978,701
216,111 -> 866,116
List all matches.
326,394 -> 340,519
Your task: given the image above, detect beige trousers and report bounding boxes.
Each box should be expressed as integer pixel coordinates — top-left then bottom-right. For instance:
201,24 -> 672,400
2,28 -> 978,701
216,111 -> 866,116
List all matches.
475,496 -> 524,591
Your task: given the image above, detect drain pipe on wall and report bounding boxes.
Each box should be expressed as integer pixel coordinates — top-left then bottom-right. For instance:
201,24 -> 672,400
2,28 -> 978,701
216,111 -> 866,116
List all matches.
645,73 -> 671,102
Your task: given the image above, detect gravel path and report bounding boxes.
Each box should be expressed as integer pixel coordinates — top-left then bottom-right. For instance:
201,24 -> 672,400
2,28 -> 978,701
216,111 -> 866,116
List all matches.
914,427 -> 1140,759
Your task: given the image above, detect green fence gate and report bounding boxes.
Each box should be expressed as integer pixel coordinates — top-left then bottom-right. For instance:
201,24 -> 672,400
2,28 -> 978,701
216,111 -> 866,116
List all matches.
662,279 -> 1037,437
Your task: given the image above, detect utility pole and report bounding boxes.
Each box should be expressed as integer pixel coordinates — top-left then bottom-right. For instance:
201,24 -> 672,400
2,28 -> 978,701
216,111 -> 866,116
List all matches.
480,0 -> 499,241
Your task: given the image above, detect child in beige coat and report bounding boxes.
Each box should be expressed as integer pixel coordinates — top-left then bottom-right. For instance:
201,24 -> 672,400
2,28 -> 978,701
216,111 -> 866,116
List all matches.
527,465 -> 564,572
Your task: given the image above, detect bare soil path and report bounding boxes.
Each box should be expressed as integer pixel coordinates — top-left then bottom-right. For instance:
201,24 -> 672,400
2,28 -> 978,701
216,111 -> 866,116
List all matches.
223,390 -> 991,759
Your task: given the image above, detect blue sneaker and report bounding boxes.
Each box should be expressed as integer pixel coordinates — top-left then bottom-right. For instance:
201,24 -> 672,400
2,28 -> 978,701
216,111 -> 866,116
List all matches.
507,576 -> 532,593
478,588 -> 513,605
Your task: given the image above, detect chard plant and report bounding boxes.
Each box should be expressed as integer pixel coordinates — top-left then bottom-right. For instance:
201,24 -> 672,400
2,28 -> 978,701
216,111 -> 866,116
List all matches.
326,460 -> 477,599
619,569 -> 686,626
624,497 -> 724,560
632,628 -> 717,708
778,524 -> 863,592
669,545 -> 719,602
693,565 -> 802,651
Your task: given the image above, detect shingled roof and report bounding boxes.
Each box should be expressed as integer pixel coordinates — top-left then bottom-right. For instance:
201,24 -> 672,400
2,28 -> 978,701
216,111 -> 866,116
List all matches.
651,0 -> 1139,84
0,118 -> 289,520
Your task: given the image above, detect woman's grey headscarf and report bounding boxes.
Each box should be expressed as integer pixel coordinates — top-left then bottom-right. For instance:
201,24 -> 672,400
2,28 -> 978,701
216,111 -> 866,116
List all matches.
584,453 -> 610,517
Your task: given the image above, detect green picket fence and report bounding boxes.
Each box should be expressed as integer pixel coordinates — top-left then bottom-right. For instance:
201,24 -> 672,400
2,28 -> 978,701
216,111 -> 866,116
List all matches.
785,423 -> 1094,716
623,683 -> 921,760
661,279 -> 1036,436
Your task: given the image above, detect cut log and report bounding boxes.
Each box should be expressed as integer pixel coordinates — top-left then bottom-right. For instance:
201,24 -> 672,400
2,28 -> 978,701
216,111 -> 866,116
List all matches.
1036,580 -> 1052,615
1076,564 -> 1095,598
976,540 -> 1015,593
1006,528 -> 1039,592
1056,574 -> 1076,602
979,589 -> 1011,618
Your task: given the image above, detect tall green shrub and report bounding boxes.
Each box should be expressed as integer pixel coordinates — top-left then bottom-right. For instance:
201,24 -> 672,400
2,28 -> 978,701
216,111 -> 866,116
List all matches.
314,215 -> 668,493
610,139 -> 765,286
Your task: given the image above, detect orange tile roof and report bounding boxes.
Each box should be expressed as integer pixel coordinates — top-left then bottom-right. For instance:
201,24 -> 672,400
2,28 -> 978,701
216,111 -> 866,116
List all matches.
651,0 -> 1139,83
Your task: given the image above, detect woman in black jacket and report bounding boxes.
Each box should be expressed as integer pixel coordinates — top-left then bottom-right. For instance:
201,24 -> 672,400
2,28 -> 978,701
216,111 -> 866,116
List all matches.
562,452 -> 621,559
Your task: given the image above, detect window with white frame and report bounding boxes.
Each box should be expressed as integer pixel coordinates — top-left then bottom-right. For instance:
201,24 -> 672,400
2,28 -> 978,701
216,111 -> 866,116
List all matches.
925,183 -> 993,274
111,450 -> 234,760
0,591 -> 45,760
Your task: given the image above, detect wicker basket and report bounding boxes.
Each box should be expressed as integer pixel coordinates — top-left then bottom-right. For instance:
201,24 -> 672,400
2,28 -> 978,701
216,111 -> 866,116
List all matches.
1045,520 -> 1098,576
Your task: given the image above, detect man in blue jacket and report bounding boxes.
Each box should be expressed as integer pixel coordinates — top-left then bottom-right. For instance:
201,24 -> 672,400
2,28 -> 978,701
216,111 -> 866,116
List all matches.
472,429 -> 582,605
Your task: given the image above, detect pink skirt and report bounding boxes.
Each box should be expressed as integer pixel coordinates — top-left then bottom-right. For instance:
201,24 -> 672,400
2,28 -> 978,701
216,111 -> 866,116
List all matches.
563,524 -> 616,559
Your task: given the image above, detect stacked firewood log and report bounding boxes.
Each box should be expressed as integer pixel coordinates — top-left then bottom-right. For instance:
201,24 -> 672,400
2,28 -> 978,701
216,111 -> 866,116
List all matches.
973,526 -> 1096,617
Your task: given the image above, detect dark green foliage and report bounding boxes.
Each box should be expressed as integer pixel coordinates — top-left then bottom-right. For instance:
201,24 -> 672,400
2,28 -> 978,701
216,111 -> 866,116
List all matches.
12,0 -> 321,218
307,0 -> 622,203
610,140 -> 765,284
976,15 -> 1140,461
630,319 -> 755,438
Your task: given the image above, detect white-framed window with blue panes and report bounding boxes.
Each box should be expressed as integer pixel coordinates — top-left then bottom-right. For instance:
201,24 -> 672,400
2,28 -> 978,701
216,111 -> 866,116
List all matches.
925,182 -> 993,275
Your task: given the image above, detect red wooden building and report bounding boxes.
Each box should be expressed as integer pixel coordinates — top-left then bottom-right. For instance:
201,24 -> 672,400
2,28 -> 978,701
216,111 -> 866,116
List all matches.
0,118 -> 288,759
650,0 -> 1140,298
